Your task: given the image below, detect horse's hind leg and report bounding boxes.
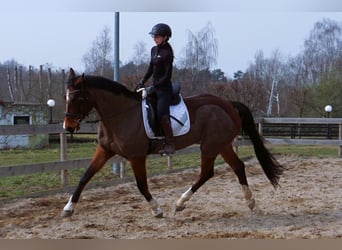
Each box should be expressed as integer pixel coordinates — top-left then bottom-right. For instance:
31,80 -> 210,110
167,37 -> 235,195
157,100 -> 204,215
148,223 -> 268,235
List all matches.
220,144 -> 255,211
176,155 -> 216,211
61,145 -> 114,217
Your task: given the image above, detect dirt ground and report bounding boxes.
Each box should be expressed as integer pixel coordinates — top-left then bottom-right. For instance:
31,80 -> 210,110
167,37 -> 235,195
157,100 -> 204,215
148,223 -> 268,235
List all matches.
0,155 -> 341,239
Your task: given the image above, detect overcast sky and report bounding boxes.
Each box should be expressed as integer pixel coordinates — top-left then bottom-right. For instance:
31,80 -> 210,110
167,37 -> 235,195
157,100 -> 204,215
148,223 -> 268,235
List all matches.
1,1 -> 342,77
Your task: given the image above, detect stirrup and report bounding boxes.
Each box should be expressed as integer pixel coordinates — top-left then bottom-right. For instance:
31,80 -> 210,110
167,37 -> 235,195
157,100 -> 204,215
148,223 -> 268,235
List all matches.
159,143 -> 175,156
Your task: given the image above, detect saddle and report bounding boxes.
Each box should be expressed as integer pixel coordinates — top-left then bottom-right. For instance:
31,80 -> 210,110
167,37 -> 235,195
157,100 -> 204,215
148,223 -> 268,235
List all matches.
141,83 -> 190,139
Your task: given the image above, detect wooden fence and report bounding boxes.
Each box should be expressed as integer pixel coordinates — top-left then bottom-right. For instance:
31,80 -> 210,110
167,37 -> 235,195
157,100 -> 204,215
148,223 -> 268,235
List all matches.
1,118 -> 342,186
258,118 -> 342,152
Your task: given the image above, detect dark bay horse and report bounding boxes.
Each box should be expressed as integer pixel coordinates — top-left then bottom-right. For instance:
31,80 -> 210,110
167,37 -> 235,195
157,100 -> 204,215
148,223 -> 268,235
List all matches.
61,68 -> 283,218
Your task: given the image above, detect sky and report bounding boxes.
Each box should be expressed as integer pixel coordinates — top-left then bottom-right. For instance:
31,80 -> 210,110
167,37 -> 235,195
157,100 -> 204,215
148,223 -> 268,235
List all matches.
1,1 -> 342,78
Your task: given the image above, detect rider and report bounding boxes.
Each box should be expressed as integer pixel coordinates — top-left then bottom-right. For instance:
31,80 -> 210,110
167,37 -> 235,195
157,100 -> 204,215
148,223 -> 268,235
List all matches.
138,23 -> 175,155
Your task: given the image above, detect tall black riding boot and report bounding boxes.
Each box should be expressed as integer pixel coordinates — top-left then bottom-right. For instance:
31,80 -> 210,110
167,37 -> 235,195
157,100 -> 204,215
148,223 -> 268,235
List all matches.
159,115 -> 175,155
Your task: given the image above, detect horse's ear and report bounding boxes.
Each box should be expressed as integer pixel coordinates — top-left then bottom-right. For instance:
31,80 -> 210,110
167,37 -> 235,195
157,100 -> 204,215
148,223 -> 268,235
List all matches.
69,68 -> 75,79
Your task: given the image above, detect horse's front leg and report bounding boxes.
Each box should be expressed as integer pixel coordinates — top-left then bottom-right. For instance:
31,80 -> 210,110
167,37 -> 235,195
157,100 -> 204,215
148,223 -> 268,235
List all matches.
131,158 -> 163,218
61,145 -> 114,217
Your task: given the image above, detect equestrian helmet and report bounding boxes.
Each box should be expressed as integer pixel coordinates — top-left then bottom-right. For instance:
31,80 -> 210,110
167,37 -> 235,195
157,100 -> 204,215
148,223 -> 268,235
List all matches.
149,23 -> 172,38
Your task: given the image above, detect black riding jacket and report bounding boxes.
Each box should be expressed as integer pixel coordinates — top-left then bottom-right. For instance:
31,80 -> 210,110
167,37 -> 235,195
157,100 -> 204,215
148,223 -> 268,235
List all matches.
142,42 -> 173,89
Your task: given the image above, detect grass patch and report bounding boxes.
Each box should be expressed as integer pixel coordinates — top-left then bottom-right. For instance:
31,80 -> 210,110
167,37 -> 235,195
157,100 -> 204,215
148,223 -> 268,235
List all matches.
0,141 -> 98,166
0,143 -> 339,199
268,145 -> 339,157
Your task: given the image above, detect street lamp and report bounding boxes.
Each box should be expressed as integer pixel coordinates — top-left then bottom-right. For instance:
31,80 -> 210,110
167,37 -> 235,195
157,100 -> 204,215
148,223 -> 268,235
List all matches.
325,105 -> 333,118
324,105 -> 333,139
47,99 -> 55,124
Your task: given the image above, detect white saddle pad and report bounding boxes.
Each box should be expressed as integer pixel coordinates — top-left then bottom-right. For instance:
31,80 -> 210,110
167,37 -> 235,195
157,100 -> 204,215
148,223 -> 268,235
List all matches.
142,96 -> 190,139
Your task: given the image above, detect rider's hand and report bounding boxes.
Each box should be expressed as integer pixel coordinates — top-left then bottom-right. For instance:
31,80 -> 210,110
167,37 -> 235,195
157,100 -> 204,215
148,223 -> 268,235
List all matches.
138,79 -> 145,88
134,79 -> 145,92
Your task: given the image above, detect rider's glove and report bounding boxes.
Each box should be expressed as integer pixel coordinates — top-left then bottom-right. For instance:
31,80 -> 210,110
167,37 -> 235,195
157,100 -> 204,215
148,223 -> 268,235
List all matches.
138,79 -> 145,88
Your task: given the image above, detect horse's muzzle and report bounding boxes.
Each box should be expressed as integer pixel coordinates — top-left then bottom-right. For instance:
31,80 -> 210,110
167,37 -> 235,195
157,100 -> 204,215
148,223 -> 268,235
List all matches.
66,126 -> 75,134
63,119 -> 79,134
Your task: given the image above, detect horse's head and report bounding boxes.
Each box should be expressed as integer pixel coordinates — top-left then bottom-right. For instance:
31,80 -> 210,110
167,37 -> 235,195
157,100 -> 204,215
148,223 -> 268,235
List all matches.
63,68 -> 93,133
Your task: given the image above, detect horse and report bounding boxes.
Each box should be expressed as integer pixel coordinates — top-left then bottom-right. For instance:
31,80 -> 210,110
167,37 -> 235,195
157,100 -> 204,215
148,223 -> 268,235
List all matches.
61,68 -> 283,218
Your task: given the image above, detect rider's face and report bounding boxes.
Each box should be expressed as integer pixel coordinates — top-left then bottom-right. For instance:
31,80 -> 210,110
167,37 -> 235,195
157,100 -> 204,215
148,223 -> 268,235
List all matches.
152,35 -> 167,45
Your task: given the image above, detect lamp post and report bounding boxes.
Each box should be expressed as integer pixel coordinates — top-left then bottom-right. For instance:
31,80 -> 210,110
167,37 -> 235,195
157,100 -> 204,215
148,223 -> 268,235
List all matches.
47,99 -> 55,124
325,105 -> 333,139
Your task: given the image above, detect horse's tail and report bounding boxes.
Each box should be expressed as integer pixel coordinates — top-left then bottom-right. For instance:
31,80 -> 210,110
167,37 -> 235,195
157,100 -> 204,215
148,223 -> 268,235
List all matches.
232,101 -> 284,188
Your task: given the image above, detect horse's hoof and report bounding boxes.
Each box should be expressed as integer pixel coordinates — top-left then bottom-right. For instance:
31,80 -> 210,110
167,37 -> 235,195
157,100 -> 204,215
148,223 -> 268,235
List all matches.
151,207 -> 163,218
61,210 -> 74,218
152,210 -> 163,218
247,198 -> 256,211
155,212 -> 163,218
175,205 -> 185,212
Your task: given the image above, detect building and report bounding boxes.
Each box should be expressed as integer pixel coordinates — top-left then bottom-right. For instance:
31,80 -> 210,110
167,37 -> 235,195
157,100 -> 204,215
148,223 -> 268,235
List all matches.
0,101 -> 49,149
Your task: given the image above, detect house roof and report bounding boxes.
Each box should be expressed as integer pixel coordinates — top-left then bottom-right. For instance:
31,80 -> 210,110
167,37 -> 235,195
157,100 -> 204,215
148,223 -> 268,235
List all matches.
0,100 -> 44,107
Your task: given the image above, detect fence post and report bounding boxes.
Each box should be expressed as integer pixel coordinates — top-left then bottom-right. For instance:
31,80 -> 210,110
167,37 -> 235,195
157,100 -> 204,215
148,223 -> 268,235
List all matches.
120,161 -> 126,178
258,119 -> 263,136
167,155 -> 173,170
234,139 -> 239,155
339,124 -> 342,157
60,132 -> 68,187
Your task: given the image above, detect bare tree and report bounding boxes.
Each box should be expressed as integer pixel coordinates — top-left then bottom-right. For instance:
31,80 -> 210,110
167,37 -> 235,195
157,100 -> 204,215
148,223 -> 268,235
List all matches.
132,40 -> 149,66
303,18 -> 342,85
281,18 -> 342,117
284,54 -> 314,117
247,50 -> 286,116
83,26 -> 113,77
208,72 -> 266,116
179,22 -> 218,93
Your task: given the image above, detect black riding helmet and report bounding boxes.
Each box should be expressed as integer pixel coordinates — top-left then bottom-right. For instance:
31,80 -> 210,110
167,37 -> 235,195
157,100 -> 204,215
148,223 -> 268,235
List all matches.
149,23 -> 172,38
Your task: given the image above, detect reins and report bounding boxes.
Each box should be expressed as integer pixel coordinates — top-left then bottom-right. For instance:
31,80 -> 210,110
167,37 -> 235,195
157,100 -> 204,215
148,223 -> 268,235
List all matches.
97,101 -> 141,122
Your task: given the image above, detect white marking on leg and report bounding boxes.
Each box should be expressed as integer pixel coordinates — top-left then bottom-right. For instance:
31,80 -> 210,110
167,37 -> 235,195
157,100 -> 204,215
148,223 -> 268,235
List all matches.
149,197 -> 163,218
61,196 -> 76,217
176,187 -> 193,210
242,185 -> 255,210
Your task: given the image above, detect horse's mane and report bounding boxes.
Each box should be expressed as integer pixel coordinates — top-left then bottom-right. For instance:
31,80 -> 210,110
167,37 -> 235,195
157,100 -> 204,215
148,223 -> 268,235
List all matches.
84,75 -> 141,101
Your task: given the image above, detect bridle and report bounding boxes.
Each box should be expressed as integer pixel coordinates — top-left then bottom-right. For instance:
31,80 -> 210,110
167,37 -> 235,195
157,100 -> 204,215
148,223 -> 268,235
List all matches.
64,76 -> 142,125
64,80 -> 89,122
